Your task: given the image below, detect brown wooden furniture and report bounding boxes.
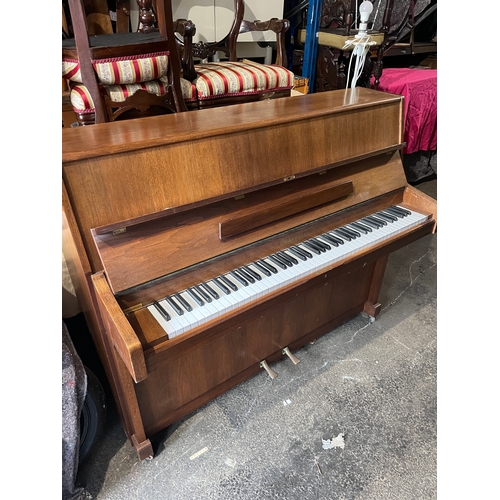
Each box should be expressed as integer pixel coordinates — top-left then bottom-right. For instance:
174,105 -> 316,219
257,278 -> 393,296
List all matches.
300,0 -> 395,92
62,0 -> 187,125
62,88 -> 437,460
178,0 -> 295,109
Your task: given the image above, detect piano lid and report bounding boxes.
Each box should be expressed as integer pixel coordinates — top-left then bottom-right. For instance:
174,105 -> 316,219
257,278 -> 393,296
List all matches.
62,88 -> 404,163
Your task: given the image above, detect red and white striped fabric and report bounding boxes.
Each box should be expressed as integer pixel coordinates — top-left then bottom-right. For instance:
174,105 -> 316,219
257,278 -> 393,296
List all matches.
62,52 -> 170,85
193,60 -> 294,101
68,76 -> 197,114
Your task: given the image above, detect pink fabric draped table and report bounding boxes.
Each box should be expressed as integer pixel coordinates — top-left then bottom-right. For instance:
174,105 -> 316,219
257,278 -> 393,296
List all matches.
372,68 -> 437,155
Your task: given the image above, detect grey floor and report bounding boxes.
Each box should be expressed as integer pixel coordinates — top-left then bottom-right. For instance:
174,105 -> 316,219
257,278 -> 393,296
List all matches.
76,178 -> 437,500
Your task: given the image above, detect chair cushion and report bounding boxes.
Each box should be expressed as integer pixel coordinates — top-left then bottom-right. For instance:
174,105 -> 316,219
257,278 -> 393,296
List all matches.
193,60 -> 294,101
62,51 -> 170,85
69,77 -> 197,114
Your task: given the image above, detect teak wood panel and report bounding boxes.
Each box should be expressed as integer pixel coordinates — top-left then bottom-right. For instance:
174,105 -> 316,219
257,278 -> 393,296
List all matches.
93,152 -> 408,293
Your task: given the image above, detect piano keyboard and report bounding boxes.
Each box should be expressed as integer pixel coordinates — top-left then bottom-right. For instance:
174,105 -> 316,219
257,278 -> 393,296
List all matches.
147,206 -> 427,339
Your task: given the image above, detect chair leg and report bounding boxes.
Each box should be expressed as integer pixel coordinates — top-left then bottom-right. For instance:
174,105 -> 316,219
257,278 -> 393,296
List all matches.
76,112 -> 96,126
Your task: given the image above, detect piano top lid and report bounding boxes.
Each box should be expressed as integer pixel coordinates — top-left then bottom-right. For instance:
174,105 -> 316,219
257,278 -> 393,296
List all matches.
62,88 -> 403,163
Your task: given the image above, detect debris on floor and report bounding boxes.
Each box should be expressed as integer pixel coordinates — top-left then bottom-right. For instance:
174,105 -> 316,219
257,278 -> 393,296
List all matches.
322,433 -> 345,450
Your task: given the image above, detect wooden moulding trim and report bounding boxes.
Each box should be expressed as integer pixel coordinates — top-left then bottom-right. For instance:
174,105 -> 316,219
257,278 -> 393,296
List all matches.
219,181 -> 353,240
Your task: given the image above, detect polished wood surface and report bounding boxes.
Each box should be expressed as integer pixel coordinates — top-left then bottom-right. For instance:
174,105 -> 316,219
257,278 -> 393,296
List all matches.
62,87 -> 436,460
62,87 -> 403,161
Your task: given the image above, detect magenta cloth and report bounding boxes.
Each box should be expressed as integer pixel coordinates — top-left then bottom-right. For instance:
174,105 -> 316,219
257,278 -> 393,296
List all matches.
373,68 -> 437,154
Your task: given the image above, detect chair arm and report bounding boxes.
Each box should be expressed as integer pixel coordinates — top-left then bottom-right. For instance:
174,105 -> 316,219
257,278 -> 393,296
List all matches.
173,18 -> 198,82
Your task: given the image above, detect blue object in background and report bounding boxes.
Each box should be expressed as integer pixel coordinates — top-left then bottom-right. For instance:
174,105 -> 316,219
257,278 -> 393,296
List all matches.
302,0 -> 322,93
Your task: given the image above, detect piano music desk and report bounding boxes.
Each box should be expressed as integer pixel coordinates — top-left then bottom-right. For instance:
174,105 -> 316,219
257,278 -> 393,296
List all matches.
62,88 -> 437,459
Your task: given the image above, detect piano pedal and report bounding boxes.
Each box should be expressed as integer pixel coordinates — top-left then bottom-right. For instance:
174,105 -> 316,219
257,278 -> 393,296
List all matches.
260,360 -> 278,379
282,346 -> 300,365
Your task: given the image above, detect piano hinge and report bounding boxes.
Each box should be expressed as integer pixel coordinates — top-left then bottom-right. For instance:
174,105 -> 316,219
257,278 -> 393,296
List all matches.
123,303 -> 143,314
283,175 -> 296,182
112,228 -> 127,235
234,194 -> 245,200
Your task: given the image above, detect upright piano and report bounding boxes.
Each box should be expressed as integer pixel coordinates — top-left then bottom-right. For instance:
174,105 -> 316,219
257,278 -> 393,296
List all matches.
62,87 -> 437,460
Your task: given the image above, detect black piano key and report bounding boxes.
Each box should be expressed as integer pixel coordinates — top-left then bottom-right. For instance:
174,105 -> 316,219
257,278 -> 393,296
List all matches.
187,287 -> 204,306
274,253 -> 294,267
361,217 -> 382,229
307,239 -> 327,252
243,265 -> 262,281
287,247 -> 308,261
319,233 -> 339,247
335,227 -> 354,240
231,269 -> 248,286
333,229 -> 351,241
237,267 -> 255,283
383,206 -> 404,217
175,293 -> 192,312
349,221 -> 371,233
280,251 -> 299,265
212,277 -> 230,295
385,205 -> 411,217
195,284 -> 212,302
324,233 -> 344,245
388,205 -> 411,217
311,238 -> 330,251
201,281 -> 220,299
292,245 -> 312,258
166,295 -> 184,316
219,274 -> 238,291
269,254 -> 288,269
302,241 -> 321,255
153,301 -> 171,321
252,261 -> 272,276
259,259 -> 278,274
341,226 -> 361,238
277,252 -> 295,266
375,211 -> 397,222
366,215 -> 387,226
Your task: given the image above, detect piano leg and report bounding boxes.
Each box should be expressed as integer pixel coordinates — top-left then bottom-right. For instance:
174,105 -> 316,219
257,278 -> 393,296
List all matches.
101,323 -> 153,460
363,254 -> 389,318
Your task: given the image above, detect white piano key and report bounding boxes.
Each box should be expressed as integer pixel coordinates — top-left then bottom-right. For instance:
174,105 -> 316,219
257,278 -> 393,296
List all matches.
158,299 -> 191,334
147,303 -> 178,338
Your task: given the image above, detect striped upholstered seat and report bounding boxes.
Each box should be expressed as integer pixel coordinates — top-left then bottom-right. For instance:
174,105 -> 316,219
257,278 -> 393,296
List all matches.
62,52 -> 197,117
62,1 -> 189,125
192,60 -> 294,103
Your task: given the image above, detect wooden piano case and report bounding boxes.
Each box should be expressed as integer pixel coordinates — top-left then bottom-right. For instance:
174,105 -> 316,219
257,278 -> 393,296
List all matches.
62,88 -> 437,459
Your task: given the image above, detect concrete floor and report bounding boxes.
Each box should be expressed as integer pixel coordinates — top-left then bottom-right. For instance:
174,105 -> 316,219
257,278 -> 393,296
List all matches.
72,178 -> 437,500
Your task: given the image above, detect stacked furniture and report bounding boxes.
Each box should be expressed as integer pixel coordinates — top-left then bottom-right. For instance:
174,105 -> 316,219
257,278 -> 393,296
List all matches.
62,0 -> 296,123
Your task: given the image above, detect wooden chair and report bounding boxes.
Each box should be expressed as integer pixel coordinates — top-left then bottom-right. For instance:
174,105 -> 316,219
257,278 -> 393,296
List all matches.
62,0 -> 192,125
178,0 -> 295,110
